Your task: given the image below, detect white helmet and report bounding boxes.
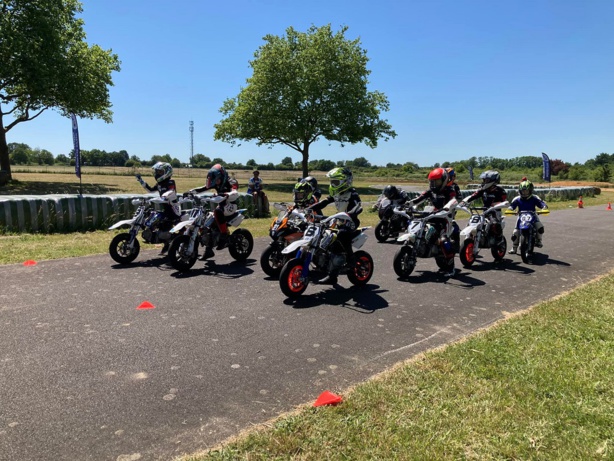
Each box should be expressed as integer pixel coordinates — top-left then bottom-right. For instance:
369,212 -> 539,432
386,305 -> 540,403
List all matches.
152,162 -> 173,183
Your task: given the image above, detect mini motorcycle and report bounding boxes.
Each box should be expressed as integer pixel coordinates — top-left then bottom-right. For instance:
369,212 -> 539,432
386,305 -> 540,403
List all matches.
167,194 -> 253,272
260,203 -> 307,278
458,203 -> 508,267
278,212 -> 374,298
374,198 -> 410,242
505,208 -> 550,264
108,191 -> 186,264
392,206 -> 457,278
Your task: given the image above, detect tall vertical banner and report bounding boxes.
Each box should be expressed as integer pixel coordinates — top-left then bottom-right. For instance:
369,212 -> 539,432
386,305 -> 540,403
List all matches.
541,152 -> 551,182
71,114 -> 81,179
468,165 -> 474,181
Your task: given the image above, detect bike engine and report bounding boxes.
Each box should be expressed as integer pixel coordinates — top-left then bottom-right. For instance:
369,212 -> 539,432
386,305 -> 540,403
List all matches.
142,228 -> 155,243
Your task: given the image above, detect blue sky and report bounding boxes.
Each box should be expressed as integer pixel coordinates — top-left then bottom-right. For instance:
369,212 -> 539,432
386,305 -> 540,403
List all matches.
9,0 -> 614,166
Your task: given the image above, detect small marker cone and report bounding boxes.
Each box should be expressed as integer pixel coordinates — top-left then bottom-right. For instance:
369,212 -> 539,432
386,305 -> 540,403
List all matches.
313,390 -> 343,407
577,196 -> 583,208
607,203 -> 612,211
137,301 -> 155,310
23,260 -> 37,266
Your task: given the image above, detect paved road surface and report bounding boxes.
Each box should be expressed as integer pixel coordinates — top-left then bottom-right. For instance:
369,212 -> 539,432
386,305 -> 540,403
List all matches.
1,206 -> 612,460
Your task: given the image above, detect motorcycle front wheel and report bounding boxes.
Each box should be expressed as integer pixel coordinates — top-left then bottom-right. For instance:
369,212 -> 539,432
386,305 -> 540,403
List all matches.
491,236 -> 507,261
393,245 -> 416,278
520,230 -> 533,264
168,235 -> 198,272
374,220 -> 391,242
459,238 -> 476,267
228,229 -> 254,261
279,258 -> 309,298
260,243 -> 291,278
347,250 -> 374,285
109,233 -> 140,264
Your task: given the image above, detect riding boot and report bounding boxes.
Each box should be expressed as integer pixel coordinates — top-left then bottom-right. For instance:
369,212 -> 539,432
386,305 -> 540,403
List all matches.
159,242 -> 170,255
508,246 -> 518,254
200,246 -> 215,260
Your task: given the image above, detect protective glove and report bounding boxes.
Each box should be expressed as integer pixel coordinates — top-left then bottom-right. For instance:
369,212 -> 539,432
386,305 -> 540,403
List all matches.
135,174 -> 145,186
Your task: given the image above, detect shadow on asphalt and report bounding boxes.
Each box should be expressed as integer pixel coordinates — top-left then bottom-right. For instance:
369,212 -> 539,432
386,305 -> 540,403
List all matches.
282,283 -> 389,312
396,269 -> 486,288
170,259 -> 257,279
527,253 -> 571,267
110,255 -> 175,270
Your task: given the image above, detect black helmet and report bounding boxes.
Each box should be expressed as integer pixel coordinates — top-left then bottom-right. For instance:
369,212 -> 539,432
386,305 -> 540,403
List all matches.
152,162 -> 173,183
383,185 -> 398,199
303,176 -> 318,190
479,170 -> 501,190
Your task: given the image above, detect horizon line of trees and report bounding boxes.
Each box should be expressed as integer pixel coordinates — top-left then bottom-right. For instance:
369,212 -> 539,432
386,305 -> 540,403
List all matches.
7,142 -> 613,182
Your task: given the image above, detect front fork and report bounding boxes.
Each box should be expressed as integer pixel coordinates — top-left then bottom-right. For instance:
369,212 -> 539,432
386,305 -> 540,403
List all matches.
298,250 -> 312,280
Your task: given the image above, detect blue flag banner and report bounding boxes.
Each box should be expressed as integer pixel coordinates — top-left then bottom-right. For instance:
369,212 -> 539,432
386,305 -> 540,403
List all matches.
468,165 -> 474,181
71,114 -> 81,179
541,152 -> 551,182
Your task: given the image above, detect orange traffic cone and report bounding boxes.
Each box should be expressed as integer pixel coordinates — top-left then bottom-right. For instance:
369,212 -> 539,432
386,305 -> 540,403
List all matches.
577,196 -> 584,208
313,390 -> 343,407
607,203 -> 612,211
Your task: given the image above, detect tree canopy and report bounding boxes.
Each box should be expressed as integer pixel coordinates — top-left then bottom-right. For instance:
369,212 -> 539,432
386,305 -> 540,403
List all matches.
214,24 -> 396,177
0,0 -> 121,180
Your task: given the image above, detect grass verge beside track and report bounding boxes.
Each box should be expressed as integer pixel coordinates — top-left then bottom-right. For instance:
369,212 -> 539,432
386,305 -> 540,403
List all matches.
182,272 -> 614,461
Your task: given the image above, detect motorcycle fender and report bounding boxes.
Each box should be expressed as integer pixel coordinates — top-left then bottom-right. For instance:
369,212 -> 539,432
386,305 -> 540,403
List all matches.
108,218 -> 135,230
460,225 -> 477,239
397,232 -> 415,243
282,239 -> 309,254
170,220 -> 193,233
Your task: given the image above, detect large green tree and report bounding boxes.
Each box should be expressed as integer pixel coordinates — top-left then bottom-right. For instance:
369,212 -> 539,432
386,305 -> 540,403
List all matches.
0,0 -> 120,180
214,24 -> 396,178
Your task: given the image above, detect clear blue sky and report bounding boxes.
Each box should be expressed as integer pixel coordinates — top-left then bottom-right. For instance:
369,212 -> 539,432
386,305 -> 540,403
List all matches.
9,0 -> 614,167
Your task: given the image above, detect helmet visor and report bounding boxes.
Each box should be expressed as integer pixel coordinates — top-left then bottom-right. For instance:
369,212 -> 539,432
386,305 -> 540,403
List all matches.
330,179 -> 342,187
430,178 -> 444,189
520,188 -> 531,198
294,191 -> 306,201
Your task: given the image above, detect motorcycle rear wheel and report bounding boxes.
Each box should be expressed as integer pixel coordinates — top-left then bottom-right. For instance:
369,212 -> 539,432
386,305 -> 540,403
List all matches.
459,238 -> 476,267
435,256 -> 455,271
347,250 -> 374,285
109,233 -> 140,264
228,229 -> 254,261
491,236 -> 507,261
393,245 -> 416,278
279,258 -> 309,298
374,221 -> 390,242
168,235 -> 198,272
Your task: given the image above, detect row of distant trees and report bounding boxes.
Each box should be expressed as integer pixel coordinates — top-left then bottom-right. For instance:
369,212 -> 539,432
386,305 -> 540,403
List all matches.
7,142 -> 614,182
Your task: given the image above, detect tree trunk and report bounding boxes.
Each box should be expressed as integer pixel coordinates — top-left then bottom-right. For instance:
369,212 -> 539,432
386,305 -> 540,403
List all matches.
300,145 -> 309,178
0,110 -> 12,181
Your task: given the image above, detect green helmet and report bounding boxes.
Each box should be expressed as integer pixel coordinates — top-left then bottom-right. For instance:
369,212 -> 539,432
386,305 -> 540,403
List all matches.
519,179 -> 534,199
293,180 -> 314,206
326,167 -> 353,196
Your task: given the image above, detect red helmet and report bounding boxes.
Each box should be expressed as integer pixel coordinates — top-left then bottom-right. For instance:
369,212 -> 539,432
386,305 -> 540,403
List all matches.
428,167 -> 448,192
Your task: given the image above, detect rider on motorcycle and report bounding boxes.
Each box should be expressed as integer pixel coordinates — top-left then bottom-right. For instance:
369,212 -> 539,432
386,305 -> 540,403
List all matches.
135,162 -> 181,254
293,179 -> 319,208
306,167 -> 362,285
459,170 -> 509,234
445,167 -> 462,198
507,179 -> 548,254
188,163 -> 240,260
382,185 -> 410,208
406,167 -> 459,274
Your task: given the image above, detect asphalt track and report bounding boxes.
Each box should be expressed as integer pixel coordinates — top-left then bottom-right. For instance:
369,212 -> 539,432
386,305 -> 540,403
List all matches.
1,206 -> 612,460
